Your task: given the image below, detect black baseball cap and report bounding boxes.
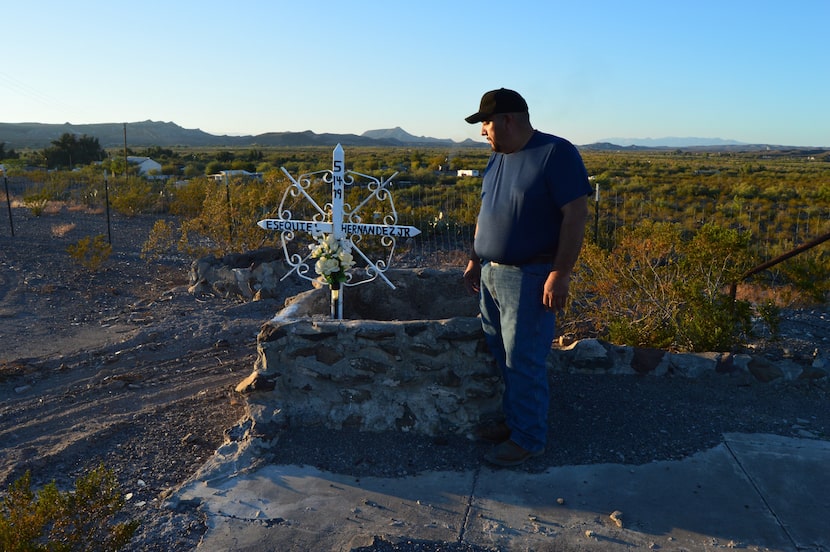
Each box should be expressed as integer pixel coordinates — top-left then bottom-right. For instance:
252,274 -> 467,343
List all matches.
465,88 -> 528,123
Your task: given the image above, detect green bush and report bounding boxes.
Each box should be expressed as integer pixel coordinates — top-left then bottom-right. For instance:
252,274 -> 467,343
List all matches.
67,235 -> 112,271
776,248 -> 830,303
0,466 -> 138,551
140,219 -> 177,262
109,178 -> 160,215
23,190 -> 50,216
571,222 -> 755,352
757,300 -> 782,339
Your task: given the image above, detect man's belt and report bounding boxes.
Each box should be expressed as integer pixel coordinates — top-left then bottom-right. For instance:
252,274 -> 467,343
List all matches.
490,253 -> 555,267
523,253 -> 556,265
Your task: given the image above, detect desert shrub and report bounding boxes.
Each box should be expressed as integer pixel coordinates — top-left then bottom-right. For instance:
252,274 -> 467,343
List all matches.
24,198 -> 49,216
0,466 -> 138,551
67,234 -> 112,271
23,190 -> 50,216
773,248 -> 830,304
167,178 -> 209,217
108,178 -> 159,216
177,176 -> 284,257
757,300 -> 782,339
140,219 -> 177,262
571,221 -> 755,352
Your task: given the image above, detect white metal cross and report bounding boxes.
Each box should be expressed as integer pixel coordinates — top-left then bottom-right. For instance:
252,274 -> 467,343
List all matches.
257,144 -> 420,316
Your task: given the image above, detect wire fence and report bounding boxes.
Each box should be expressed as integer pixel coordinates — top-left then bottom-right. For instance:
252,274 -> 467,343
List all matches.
3,173 -> 828,271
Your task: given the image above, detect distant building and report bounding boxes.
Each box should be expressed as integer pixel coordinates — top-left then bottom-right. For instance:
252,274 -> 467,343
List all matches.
209,169 -> 263,182
456,169 -> 480,177
127,156 -> 162,177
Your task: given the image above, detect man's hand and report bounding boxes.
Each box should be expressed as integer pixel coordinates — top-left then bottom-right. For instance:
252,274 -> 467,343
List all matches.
543,270 -> 570,311
542,196 -> 588,311
463,259 -> 481,295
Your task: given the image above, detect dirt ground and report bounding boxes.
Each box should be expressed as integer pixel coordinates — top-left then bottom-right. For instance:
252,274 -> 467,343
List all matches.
1,201 -> 829,551
0,203 -> 299,549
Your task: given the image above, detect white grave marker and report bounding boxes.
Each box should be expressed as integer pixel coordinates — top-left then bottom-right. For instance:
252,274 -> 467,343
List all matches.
258,144 -> 420,318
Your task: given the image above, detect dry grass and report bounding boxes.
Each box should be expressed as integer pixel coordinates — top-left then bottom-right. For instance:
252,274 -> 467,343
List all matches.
41,201 -> 64,215
735,283 -> 820,309
67,202 -> 104,215
9,198 -> 103,215
0,360 -> 29,382
51,222 -> 76,238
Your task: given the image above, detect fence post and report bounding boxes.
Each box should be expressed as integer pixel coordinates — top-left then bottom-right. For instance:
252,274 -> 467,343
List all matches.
225,174 -> 232,242
104,170 -> 112,244
593,182 -> 600,245
3,170 -> 13,237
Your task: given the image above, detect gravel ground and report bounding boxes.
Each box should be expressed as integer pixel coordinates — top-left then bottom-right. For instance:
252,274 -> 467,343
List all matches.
268,369 -> 830,479
1,200 -> 828,551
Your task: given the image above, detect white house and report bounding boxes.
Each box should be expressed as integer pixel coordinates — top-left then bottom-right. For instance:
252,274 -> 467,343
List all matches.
457,169 -> 480,177
127,156 -> 162,177
209,169 -> 263,182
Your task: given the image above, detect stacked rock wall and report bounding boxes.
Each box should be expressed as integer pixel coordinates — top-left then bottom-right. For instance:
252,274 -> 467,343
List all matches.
225,266 -> 828,438
254,315 -> 500,436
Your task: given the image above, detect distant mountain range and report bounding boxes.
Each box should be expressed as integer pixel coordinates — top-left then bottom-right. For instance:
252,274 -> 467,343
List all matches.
599,136 -> 746,148
0,120 -> 824,152
0,121 -> 484,149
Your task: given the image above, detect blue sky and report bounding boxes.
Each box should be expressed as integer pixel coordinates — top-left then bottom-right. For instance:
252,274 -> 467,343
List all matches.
2,1 -> 828,147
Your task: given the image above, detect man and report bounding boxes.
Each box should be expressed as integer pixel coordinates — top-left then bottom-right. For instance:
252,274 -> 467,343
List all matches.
463,88 -> 591,467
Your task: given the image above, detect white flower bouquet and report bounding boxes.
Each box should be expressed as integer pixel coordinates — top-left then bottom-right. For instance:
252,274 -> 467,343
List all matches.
308,234 -> 356,288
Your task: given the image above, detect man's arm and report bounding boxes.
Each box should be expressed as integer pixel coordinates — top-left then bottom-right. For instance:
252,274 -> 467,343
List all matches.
463,222 -> 481,295
543,195 -> 589,310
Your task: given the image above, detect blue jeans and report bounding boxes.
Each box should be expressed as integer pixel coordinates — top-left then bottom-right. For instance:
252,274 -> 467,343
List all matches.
480,261 -> 556,453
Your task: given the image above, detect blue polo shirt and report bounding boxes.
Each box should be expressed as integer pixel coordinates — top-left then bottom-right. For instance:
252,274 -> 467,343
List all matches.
474,131 -> 591,265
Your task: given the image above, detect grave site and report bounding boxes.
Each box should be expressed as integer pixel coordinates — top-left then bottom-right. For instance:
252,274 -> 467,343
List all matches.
1,147 -> 828,551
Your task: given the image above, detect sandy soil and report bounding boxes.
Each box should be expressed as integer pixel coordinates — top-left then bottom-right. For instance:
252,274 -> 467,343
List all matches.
1,202 -> 828,551
0,204 -> 291,549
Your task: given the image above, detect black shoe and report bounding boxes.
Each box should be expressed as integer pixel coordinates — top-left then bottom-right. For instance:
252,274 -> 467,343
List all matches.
474,421 -> 511,444
483,440 -> 544,467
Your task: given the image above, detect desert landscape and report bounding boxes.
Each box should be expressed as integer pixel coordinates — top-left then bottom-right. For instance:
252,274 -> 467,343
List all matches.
2,202 -> 829,551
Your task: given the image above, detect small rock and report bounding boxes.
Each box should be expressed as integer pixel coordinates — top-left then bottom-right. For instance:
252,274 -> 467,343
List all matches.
610,510 -> 624,528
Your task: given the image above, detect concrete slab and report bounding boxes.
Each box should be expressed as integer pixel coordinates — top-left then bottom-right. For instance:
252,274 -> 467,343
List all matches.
174,434 -> 830,551
468,445 -> 792,551
724,433 -> 830,551
180,465 -> 475,551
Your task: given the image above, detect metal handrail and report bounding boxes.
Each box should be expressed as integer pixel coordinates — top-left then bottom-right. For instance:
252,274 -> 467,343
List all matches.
730,228 -> 830,299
